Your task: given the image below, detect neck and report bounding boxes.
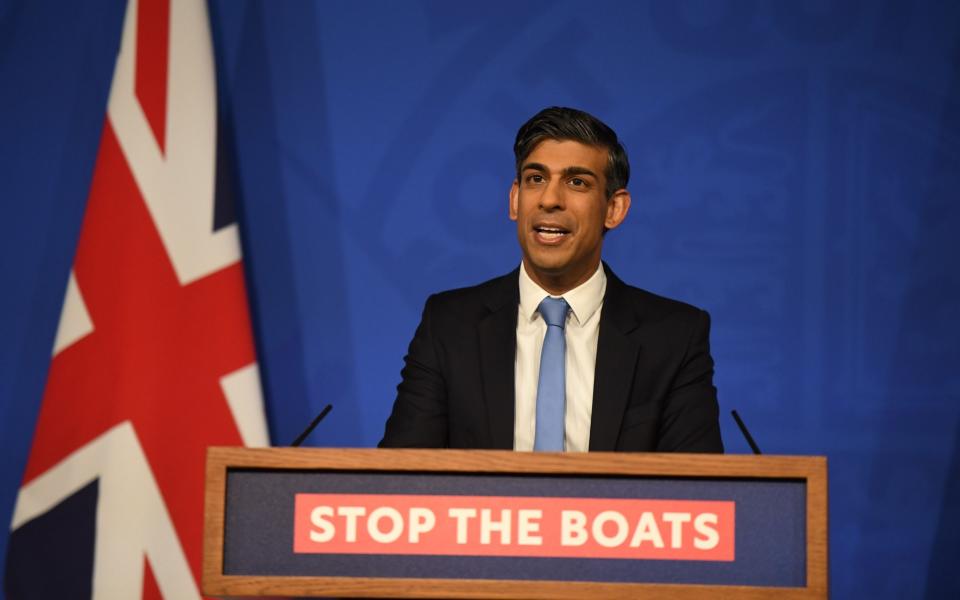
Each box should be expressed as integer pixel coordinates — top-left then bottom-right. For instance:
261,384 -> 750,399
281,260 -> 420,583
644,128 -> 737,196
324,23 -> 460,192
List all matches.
522,260 -> 601,296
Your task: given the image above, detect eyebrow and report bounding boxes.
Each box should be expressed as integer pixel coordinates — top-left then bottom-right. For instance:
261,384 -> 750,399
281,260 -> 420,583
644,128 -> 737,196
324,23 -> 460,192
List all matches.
521,163 -> 599,179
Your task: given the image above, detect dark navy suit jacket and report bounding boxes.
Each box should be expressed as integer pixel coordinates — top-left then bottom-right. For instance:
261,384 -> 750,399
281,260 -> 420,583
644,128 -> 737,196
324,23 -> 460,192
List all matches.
379,264 -> 723,452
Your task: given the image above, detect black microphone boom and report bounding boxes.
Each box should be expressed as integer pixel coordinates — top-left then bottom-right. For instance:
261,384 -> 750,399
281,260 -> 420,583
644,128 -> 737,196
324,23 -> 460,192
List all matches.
290,404 -> 333,447
730,409 -> 762,455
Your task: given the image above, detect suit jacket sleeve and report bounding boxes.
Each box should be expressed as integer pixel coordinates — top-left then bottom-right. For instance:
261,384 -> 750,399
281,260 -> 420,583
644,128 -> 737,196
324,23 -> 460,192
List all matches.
378,295 -> 449,447
655,308 -> 723,453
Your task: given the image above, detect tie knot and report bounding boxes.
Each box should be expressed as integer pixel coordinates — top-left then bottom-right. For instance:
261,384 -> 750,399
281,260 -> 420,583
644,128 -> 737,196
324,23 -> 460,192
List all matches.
538,297 -> 569,329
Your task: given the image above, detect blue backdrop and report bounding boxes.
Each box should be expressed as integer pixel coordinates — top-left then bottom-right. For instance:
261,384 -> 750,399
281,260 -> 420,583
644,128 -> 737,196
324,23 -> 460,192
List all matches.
1,1 -> 958,597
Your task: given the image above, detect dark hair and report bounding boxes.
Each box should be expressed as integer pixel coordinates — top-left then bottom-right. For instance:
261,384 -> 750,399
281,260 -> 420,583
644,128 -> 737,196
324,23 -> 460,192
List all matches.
513,106 -> 630,198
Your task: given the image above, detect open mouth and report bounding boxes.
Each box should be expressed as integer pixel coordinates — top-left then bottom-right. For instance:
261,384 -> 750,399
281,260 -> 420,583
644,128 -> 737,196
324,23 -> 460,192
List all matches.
534,225 -> 570,240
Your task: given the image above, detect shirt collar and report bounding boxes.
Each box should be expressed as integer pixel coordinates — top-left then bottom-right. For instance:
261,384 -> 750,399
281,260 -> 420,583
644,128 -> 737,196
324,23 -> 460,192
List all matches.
518,262 -> 606,326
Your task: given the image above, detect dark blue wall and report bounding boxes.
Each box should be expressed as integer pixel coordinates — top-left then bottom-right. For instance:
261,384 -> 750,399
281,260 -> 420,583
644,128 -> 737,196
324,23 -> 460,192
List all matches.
2,1 -> 958,597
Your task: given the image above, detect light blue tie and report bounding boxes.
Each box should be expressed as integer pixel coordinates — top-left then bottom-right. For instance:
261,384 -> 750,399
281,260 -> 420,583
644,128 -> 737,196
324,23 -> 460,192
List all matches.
534,297 -> 570,451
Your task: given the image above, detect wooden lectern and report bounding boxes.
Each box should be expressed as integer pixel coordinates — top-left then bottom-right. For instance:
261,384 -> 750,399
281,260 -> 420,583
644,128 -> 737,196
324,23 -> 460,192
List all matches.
203,448 -> 826,599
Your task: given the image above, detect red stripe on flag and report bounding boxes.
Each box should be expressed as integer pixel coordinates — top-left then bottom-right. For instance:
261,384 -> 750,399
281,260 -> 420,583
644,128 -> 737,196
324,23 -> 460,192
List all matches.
136,0 -> 170,153
14,0 -> 259,596
21,122 -> 253,585
142,557 -> 162,600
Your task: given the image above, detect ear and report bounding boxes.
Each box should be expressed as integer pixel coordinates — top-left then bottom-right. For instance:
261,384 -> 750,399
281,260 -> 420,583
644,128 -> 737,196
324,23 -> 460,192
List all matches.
604,189 -> 631,231
509,180 -> 519,221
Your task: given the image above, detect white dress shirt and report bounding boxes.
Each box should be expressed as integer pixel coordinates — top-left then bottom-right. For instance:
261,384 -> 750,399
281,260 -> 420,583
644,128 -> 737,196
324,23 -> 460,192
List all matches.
514,262 -> 606,451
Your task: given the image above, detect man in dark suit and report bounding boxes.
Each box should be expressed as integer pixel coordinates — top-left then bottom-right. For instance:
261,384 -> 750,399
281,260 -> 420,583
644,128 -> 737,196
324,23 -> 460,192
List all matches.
380,107 -> 722,453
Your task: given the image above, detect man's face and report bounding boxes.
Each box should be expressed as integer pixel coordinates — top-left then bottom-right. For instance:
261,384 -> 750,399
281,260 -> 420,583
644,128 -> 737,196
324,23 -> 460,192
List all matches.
509,139 -> 630,294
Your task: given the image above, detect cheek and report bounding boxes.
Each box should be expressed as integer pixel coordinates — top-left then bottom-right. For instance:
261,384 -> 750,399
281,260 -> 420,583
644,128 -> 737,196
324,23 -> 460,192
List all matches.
585,203 -> 608,233
516,198 -> 537,222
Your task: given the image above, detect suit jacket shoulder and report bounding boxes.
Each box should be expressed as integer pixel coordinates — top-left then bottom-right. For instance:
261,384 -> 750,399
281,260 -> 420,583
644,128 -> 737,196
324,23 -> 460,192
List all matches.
603,265 -> 706,326
423,268 -> 519,322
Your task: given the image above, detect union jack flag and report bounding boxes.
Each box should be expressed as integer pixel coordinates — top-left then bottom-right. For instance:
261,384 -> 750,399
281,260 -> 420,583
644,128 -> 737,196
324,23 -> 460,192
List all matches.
5,0 -> 268,597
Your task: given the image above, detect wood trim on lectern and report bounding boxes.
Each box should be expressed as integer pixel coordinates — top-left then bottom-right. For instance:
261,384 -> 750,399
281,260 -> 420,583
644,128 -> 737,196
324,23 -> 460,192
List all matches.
203,448 -> 828,599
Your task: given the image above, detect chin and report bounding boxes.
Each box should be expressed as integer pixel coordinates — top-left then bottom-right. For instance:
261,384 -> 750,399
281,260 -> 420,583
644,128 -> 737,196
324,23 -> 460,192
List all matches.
528,262 -> 574,282
526,252 -> 568,271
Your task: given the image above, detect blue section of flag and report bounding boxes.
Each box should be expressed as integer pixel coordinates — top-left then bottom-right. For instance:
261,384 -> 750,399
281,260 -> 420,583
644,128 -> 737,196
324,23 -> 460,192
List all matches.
5,480 -> 99,599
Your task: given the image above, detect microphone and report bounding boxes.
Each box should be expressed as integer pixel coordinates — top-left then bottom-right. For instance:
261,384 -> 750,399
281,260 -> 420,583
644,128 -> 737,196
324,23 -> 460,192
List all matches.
290,403 -> 333,447
730,410 -> 762,455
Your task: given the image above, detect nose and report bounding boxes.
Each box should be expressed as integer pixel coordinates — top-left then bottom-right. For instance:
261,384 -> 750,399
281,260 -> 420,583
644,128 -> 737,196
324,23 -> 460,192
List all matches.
539,179 -> 564,211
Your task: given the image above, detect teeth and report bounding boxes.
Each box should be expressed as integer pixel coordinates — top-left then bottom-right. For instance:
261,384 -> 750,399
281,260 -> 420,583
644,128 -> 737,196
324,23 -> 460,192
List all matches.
536,227 -> 566,239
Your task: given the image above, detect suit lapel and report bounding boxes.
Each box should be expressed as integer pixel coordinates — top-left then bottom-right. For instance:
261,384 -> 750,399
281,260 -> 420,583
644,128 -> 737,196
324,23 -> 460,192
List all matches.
589,265 -> 643,451
478,270 -> 520,450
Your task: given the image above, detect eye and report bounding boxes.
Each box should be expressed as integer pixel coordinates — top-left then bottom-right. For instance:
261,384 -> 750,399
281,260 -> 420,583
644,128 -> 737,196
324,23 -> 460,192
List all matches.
569,177 -> 586,187
526,173 -> 545,184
